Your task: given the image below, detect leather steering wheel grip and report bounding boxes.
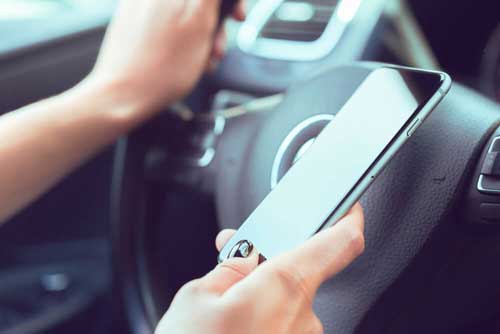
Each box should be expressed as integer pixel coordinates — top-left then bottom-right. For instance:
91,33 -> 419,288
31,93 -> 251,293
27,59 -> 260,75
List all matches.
214,65 -> 500,333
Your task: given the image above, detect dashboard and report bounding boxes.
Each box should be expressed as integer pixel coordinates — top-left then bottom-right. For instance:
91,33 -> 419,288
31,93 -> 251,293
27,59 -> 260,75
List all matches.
218,0 -> 387,95
218,0 -> 500,106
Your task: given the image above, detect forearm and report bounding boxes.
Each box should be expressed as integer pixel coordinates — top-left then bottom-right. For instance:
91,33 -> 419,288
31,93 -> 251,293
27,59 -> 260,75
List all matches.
0,80 -> 151,224
0,0 -> 240,225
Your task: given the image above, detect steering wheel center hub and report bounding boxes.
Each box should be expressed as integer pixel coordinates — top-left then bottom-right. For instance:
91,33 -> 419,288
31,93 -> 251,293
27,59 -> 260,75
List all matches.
270,114 -> 334,189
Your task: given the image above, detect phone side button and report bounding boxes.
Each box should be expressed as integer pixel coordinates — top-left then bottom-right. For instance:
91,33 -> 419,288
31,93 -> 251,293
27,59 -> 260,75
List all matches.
407,118 -> 420,137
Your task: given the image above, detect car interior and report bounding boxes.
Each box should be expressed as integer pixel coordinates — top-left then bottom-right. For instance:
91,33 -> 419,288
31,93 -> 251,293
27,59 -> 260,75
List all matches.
0,0 -> 499,333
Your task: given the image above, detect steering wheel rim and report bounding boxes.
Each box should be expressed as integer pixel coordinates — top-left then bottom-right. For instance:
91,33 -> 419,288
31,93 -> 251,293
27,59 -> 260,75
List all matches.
112,63 -> 500,334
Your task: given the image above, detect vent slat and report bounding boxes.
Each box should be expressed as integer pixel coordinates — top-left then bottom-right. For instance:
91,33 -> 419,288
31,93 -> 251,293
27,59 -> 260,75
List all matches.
258,0 -> 339,42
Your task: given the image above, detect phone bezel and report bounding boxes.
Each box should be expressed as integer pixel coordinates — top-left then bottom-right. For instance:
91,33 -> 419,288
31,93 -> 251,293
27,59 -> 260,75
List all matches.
318,65 -> 451,233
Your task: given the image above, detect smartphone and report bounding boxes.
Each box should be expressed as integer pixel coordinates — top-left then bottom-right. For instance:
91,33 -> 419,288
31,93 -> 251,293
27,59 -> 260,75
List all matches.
218,64 -> 452,263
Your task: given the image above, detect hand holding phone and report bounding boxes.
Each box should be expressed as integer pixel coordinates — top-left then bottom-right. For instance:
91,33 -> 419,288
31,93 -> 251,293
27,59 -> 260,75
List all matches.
155,204 -> 364,334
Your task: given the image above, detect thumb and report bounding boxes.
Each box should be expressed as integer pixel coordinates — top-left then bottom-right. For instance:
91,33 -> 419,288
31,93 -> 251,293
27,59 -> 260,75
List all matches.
264,203 -> 365,297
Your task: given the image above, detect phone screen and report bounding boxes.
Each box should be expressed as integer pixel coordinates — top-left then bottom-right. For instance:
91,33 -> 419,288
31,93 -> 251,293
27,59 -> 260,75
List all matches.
219,67 -> 446,261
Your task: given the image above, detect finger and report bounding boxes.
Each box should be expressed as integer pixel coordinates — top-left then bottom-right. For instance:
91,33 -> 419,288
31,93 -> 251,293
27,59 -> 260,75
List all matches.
205,28 -> 226,72
216,229 -> 236,251
232,0 -> 246,21
265,203 -> 365,297
212,28 -> 227,60
200,251 -> 259,294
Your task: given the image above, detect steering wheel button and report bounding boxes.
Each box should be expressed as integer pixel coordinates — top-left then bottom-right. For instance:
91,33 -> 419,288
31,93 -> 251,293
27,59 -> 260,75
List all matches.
490,137 -> 500,152
480,152 -> 500,176
477,137 -> 500,193
478,175 -> 500,194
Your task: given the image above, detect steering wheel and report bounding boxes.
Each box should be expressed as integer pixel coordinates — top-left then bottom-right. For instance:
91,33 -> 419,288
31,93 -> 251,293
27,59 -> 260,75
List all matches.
112,63 -> 500,334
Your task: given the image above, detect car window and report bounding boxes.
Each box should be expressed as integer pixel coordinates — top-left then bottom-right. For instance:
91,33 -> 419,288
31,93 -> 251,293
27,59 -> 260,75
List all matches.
0,0 -> 116,54
0,0 -> 115,20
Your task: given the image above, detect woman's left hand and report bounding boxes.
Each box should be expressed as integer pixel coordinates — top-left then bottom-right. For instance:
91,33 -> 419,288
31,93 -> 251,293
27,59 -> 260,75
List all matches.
87,0 -> 245,113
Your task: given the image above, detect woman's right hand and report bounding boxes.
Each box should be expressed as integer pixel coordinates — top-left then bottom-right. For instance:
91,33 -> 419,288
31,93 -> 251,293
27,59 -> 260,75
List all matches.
155,203 -> 365,334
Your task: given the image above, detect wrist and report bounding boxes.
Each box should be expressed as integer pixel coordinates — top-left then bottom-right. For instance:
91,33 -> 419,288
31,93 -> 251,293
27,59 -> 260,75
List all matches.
71,74 -> 163,131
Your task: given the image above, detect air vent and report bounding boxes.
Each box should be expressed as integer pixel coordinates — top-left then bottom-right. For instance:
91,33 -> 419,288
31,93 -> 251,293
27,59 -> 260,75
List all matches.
259,0 -> 339,42
237,0 -> 363,61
